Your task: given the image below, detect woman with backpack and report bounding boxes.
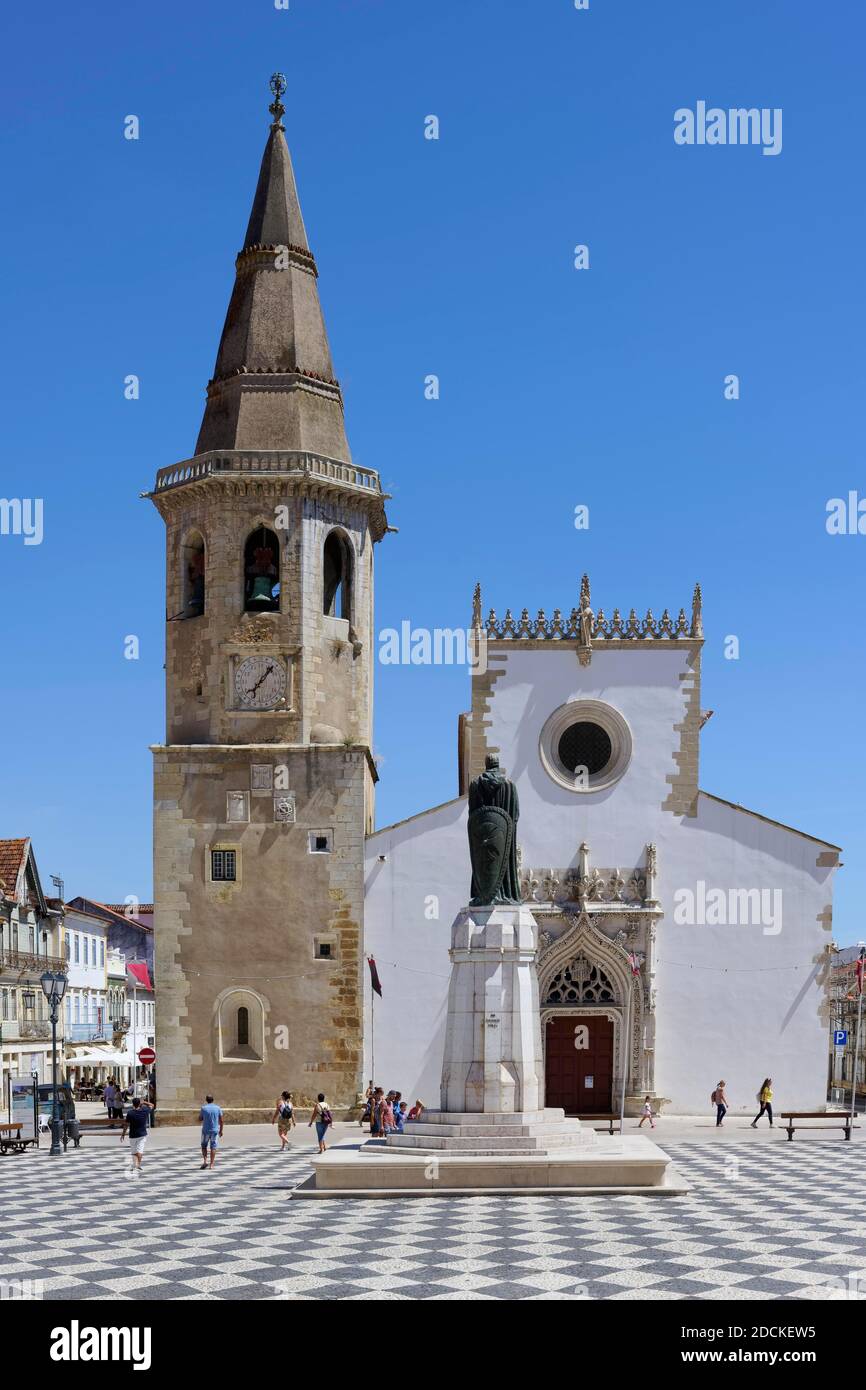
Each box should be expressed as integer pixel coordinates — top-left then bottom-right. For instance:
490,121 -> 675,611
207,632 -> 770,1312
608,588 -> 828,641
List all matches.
271,1091 -> 296,1150
711,1080 -> 729,1127
751,1078 -> 774,1128
309,1093 -> 332,1153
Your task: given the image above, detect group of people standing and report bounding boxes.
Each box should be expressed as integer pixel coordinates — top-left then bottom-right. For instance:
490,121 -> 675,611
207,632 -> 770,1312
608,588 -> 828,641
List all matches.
361,1082 -> 424,1138
712,1078 -> 774,1127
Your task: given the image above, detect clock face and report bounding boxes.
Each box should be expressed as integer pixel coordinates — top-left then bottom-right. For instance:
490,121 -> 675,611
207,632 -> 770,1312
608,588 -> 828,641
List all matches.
234,655 -> 286,710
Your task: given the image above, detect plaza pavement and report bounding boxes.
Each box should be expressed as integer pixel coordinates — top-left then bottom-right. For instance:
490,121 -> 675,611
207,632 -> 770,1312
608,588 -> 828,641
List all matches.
0,1110 -> 863,1301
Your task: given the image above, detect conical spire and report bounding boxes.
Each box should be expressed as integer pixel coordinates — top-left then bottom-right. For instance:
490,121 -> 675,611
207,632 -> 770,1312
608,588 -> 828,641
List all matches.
242,123 -> 309,252
195,75 -> 350,460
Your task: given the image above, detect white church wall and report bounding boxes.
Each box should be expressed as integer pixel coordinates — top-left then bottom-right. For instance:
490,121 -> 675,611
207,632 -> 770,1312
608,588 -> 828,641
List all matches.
655,794 -> 834,1113
364,798 -> 468,1103
365,645 -> 837,1113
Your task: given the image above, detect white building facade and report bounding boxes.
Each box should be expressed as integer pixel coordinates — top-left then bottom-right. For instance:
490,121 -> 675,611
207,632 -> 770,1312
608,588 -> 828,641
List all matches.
364,580 -> 840,1116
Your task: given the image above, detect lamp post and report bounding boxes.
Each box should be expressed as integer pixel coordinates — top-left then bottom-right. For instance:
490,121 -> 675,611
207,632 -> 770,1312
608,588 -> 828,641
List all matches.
40,970 -> 67,1156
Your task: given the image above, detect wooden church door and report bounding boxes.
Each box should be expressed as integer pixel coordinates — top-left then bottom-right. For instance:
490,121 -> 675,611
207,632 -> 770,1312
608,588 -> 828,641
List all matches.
545,1014 -> 614,1114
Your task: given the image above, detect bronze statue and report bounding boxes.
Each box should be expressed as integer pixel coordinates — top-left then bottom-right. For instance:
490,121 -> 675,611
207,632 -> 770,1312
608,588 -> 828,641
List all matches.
468,755 -> 521,905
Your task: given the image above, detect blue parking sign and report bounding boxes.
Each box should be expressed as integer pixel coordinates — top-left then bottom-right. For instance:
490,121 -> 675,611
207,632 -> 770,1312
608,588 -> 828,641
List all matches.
834,1030 -> 848,1047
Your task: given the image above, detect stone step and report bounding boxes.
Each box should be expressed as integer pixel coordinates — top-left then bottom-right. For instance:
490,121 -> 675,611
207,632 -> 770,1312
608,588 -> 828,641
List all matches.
403,1122 -> 587,1140
418,1109 -> 568,1126
379,1133 -> 597,1154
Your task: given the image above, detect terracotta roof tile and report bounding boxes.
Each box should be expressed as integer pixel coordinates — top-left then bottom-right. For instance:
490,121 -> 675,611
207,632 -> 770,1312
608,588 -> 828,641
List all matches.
0,838 -> 29,898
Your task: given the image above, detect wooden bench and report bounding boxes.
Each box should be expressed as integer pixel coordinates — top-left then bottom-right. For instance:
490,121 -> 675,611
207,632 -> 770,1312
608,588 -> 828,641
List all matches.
577,1113 -> 622,1135
0,1122 -> 36,1155
781,1111 -> 860,1142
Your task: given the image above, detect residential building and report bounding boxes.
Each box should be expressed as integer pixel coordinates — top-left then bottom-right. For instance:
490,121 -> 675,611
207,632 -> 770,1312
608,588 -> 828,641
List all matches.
0,838 -> 66,1094
828,945 -> 865,1111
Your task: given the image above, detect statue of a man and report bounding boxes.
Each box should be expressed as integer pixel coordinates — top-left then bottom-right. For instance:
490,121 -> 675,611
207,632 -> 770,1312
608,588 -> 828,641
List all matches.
468,755 -> 521,906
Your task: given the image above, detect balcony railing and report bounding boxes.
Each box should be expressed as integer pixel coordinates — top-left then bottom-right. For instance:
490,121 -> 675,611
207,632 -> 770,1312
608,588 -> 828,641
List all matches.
0,951 -> 67,975
18,1020 -> 51,1039
65,1022 -> 108,1042
153,449 -> 382,497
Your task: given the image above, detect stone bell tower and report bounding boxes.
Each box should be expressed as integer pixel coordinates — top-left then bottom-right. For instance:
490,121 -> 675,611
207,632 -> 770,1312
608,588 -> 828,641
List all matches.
147,76 -> 389,1122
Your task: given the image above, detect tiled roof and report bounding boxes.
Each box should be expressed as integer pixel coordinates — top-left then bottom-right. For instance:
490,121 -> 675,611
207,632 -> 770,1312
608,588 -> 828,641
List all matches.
104,903 -> 154,916
0,838 -> 29,899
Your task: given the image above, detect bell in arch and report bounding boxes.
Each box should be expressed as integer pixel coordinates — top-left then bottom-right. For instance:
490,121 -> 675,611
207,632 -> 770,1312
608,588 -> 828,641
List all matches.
247,575 -> 276,610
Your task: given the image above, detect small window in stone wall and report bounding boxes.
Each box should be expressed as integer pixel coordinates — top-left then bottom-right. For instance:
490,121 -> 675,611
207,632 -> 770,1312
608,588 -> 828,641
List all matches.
314,936 -> 336,961
211,849 -> 237,882
308,831 -> 332,854
226,792 -> 250,824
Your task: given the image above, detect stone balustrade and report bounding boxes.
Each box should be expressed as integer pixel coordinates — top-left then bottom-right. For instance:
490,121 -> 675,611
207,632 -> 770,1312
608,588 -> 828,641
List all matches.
153,450 -> 382,496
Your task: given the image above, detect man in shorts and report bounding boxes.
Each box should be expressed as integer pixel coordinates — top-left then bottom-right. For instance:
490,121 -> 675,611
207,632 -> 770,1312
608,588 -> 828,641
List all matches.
199,1094 -> 224,1169
120,1096 -> 152,1176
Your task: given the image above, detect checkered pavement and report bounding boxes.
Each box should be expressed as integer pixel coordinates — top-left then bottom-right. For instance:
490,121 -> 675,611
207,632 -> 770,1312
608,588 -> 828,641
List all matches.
0,1140 -> 863,1300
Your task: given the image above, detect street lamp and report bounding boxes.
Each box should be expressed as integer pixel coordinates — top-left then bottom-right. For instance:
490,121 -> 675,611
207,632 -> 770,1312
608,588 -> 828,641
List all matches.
40,971 -> 67,1156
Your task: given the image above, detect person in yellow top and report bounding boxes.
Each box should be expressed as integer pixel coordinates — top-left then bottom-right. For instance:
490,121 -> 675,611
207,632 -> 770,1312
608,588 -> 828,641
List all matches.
751,1078 -> 774,1128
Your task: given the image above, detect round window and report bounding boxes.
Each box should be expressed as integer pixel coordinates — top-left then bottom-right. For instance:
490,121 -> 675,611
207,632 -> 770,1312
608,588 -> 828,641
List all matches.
557,722 -> 612,776
539,701 -> 632,793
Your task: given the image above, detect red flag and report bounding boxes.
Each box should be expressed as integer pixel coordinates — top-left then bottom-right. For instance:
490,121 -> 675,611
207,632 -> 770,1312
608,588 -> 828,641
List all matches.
628,951 -> 641,977
367,955 -> 383,998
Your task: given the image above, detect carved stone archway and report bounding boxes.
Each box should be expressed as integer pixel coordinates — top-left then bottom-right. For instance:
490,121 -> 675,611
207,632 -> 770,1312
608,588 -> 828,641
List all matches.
538,913 -> 648,1106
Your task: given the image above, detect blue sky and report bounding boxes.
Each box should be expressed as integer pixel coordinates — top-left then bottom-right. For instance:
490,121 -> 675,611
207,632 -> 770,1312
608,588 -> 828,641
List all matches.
1,1 -> 863,942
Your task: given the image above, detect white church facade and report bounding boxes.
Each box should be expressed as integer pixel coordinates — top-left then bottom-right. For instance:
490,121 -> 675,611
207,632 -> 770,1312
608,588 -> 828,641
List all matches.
364,579 -> 840,1115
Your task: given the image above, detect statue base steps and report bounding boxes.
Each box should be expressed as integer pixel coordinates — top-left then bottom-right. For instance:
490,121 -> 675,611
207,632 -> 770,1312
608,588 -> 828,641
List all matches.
298,1134 -> 688,1198
379,1107 -> 596,1155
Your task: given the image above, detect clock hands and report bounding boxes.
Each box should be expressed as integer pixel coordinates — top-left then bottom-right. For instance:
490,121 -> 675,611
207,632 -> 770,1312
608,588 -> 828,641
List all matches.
247,661 -> 275,696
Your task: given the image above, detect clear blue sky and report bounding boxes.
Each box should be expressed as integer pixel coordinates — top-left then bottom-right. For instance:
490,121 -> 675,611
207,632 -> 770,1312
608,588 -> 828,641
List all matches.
1,1 -> 863,942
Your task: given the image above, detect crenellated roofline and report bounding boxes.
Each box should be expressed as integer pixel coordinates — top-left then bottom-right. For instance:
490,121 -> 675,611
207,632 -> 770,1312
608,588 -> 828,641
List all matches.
471,574 -> 703,663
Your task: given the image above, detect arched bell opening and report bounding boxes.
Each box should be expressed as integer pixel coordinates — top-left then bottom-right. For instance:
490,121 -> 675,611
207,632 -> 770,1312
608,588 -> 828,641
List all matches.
243,526 -> 281,613
323,529 -> 353,620
182,530 -> 206,617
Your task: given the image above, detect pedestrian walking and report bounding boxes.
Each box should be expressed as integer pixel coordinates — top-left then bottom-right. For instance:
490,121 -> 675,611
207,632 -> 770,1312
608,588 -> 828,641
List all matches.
751,1078 -> 774,1128
711,1080 -> 729,1127
120,1096 -> 152,1176
394,1101 -> 408,1133
103,1079 -> 117,1128
271,1091 -> 296,1150
637,1095 -> 655,1129
309,1093 -> 332,1153
199,1094 -> 224,1169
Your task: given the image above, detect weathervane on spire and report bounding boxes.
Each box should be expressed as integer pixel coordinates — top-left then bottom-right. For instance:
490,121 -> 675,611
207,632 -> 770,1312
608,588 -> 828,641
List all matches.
268,72 -> 287,130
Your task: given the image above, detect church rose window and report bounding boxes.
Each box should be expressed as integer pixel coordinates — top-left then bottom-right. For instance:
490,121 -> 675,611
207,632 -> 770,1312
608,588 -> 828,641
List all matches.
539,699 -> 632,793
546,955 -> 617,1004
557,721 -> 612,776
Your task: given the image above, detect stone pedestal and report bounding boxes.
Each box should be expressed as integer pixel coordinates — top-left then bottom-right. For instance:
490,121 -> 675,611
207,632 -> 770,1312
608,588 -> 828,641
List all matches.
304,900 -> 688,1198
440,905 -> 543,1114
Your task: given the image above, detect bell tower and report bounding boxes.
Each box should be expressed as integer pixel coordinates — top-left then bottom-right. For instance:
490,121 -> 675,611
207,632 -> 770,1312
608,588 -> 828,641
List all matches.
148,76 -> 388,1122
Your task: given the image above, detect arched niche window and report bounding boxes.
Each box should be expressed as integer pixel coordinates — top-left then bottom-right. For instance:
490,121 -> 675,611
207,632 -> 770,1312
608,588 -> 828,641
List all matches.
323,530 -> 353,620
182,531 -> 206,617
217,988 -> 264,1063
243,526 -> 280,613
